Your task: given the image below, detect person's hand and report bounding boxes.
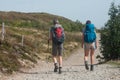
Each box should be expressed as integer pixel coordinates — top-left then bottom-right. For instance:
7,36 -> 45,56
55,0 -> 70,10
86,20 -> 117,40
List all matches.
48,39 -> 50,43
81,43 -> 84,48
95,41 -> 98,49
48,39 -> 49,44
95,44 -> 98,49
48,38 -> 51,43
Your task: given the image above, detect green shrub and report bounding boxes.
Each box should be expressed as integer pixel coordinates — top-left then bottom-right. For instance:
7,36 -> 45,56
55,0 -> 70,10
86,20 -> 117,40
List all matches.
100,2 -> 120,60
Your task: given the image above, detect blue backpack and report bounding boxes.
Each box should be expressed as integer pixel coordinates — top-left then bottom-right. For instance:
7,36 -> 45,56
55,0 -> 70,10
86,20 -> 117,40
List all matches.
84,24 -> 96,43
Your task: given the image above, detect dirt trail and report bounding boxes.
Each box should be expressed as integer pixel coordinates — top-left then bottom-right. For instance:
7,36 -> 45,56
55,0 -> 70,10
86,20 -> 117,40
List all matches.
0,34 -> 120,80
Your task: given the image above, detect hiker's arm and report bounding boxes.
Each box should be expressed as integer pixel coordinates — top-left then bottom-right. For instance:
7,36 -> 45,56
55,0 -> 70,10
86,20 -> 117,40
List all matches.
81,27 -> 85,48
48,32 -> 52,41
48,28 -> 52,42
95,40 -> 98,49
94,28 -> 98,49
95,38 -> 98,49
81,33 -> 84,48
62,28 -> 65,39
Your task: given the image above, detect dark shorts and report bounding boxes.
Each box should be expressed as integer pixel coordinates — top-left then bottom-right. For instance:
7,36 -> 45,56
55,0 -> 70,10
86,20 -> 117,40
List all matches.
52,43 -> 63,56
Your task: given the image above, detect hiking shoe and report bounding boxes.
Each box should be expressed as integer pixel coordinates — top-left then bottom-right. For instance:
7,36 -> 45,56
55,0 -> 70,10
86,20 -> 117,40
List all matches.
54,66 -> 58,72
85,61 -> 89,70
85,64 -> 89,70
59,67 -> 62,74
54,63 -> 58,72
90,65 -> 94,71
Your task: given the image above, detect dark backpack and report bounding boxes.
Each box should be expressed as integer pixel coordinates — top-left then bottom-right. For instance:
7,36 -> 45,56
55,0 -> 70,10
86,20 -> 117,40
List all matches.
84,24 -> 96,43
52,26 -> 65,45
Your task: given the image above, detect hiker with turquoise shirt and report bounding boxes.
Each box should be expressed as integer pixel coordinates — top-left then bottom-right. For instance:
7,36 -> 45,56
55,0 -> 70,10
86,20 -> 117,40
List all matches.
81,20 -> 98,71
48,19 -> 65,74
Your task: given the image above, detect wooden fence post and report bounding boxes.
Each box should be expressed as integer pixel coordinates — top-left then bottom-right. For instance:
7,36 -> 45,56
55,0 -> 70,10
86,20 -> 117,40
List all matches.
1,22 -> 5,41
21,35 -> 24,46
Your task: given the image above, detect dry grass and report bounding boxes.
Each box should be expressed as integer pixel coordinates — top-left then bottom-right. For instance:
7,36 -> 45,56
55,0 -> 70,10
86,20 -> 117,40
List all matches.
0,27 -> 82,74
107,60 -> 120,68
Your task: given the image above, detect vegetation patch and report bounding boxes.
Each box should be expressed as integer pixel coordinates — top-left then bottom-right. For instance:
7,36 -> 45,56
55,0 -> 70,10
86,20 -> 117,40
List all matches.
107,60 -> 120,68
100,2 -> 120,61
0,11 -> 83,74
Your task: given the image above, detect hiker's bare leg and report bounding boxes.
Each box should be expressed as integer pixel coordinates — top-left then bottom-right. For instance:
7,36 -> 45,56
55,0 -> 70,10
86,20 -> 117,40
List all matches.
58,56 -> 62,67
90,49 -> 95,71
84,49 -> 89,70
58,55 -> 62,74
53,56 -> 58,72
53,56 -> 57,63
90,49 -> 95,65
84,49 -> 89,61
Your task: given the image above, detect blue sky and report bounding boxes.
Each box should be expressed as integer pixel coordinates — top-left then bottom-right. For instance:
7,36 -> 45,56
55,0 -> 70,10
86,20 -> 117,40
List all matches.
0,0 -> 119,29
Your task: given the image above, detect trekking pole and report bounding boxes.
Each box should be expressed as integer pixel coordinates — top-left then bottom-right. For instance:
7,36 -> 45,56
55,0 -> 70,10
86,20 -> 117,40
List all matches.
46,28 -> 50,63
45,40 -> 49,64
48,40 -> 49,51
2,22 -> 5,41
48,28 -> 51,53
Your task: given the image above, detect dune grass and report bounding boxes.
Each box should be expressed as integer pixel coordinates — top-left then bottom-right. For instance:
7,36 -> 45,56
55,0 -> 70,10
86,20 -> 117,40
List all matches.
0,27 -> 82,74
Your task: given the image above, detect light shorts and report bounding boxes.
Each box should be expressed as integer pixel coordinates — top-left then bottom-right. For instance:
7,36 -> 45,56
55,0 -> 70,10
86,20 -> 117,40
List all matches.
52,43 -> 63,56
84,42 -> 96,50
